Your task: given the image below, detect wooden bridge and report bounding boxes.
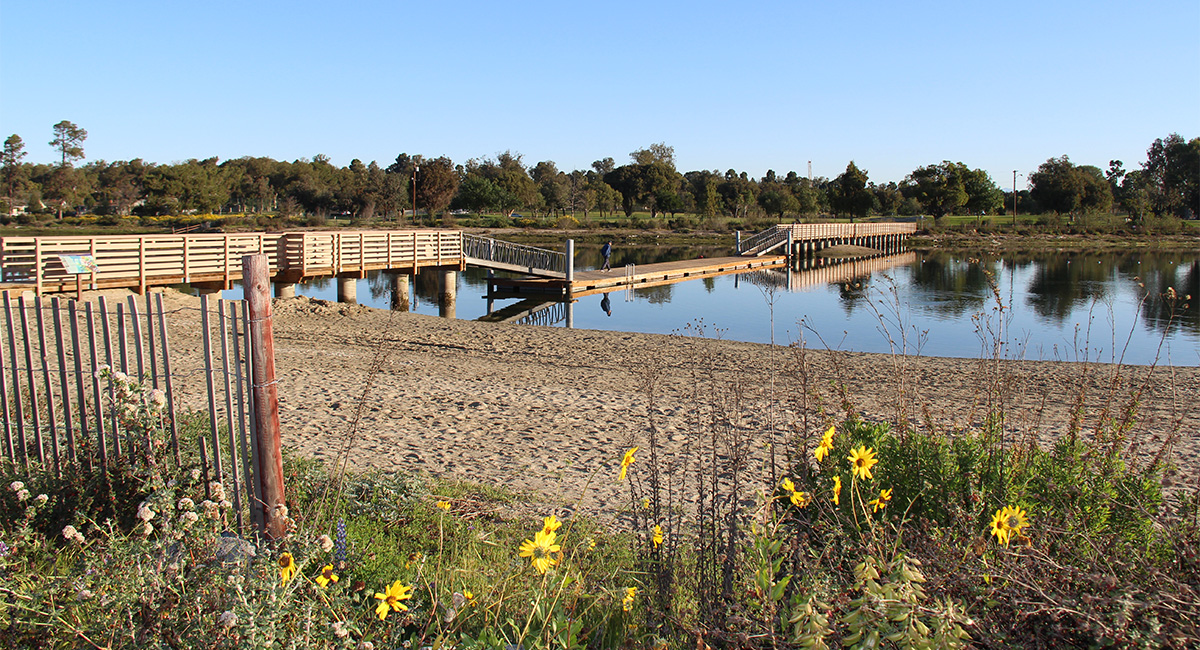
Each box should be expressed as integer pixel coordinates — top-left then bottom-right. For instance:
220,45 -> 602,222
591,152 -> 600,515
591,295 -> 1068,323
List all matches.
738,222 -> 915,257
0,230 -> 474,297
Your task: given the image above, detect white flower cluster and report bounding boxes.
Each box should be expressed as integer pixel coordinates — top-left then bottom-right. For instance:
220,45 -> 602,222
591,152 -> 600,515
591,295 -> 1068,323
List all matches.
62,525 -> 86,544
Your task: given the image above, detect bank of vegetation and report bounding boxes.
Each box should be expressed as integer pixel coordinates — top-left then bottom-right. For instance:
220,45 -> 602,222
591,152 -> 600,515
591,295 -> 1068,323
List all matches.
1,125 -> 1196,238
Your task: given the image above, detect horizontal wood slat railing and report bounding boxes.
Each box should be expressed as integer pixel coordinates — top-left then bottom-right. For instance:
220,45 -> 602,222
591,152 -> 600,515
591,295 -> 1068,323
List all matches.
739,222 -> 916,256
0,230 -> 466,295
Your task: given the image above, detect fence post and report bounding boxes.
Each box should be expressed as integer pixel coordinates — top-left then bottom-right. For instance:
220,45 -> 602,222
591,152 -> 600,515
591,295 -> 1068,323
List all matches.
242,254 -> 287,539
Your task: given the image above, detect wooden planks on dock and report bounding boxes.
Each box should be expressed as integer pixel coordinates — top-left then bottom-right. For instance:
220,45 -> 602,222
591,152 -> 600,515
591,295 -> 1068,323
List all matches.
488,255 -> 788,298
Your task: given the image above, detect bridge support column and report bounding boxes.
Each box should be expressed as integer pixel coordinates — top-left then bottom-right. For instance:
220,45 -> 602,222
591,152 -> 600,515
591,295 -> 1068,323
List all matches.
337,275 -> 357,304
438,269 -> 456,319
391,274 -> 410,311
275,282 -> 296,298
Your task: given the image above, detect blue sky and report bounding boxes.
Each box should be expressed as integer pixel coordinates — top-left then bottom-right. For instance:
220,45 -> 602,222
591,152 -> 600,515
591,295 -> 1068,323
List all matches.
2,1 -> 1197,187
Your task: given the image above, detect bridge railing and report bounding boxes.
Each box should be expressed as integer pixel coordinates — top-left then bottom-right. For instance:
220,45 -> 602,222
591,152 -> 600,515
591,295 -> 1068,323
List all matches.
462,233 -> 565,276
0,233 -> 286,294
0,230 -> 465,294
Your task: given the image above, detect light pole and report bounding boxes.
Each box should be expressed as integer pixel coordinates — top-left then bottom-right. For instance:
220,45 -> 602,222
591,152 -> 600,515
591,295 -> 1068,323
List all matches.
1012,170 -> 1022,226
410,165 -> 420,226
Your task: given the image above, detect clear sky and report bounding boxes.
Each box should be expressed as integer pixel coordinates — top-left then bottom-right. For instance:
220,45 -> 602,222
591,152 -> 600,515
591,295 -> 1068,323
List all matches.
2,1 -> 1197,187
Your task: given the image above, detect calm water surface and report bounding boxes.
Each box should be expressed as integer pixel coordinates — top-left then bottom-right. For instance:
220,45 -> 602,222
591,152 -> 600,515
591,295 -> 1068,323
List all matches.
212,246 -> 1200,366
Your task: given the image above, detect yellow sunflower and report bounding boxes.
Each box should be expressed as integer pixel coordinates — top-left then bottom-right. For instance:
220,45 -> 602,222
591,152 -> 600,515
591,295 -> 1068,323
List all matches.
848,446 -> 879,481
868,488 -> 892,513
519,529 -> 562,574
652,525 -> 664,548
541,514 -> 562,534
315,564 -> 339,588
814,425 -> 835,462
832,475 -> 842,505
622,586 -> 638,611
373,580 -> 413,620
278,552 -> 297,584
619,447 -> 639,481
989,505 -> 1030,546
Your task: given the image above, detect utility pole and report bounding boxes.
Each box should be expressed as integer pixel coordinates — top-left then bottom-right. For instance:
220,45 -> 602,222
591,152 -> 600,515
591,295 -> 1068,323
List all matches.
1012,170 -> 1018,227
411,165 -> 419,226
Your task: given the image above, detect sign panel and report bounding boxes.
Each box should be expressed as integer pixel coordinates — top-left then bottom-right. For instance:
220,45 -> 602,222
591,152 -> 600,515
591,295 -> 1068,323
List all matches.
58,254 -> 100,274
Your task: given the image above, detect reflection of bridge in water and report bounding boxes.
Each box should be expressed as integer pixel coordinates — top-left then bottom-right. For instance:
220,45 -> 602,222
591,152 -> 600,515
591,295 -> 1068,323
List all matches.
741,251 -> 918,292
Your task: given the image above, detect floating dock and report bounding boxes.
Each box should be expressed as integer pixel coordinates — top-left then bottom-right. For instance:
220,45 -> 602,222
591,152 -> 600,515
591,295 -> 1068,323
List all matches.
486,255 -> 788,299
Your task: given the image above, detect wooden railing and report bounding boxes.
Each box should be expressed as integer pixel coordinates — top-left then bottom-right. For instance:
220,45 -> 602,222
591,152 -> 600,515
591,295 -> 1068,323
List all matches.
0,229 -> 465,294
739,222 -> 916,256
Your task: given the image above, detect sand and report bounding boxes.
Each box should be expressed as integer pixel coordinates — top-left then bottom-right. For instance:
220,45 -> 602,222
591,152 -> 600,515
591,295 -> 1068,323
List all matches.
132,288 -> 1197,517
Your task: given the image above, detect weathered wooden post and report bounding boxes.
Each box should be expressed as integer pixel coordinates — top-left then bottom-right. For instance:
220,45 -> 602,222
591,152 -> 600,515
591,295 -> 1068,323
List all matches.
242,254 -> 287,539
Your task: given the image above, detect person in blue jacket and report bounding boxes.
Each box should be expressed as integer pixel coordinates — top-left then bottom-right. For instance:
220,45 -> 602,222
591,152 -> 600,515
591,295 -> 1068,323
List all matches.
600,241 -> 612,271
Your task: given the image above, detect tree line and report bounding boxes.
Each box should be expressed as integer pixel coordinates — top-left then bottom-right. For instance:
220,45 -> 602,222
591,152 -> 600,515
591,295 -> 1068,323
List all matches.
2,122 -> 1196,224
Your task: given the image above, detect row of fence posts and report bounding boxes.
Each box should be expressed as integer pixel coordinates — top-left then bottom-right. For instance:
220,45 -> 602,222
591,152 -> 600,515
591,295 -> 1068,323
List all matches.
0,254 -> 286,539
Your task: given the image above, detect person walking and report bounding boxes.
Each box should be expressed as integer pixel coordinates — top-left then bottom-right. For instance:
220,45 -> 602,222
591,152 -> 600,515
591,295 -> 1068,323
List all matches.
600,241 -> 612,272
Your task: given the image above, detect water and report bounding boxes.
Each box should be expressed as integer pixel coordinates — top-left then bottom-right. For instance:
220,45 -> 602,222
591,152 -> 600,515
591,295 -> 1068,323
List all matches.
205,246 -> 1200,366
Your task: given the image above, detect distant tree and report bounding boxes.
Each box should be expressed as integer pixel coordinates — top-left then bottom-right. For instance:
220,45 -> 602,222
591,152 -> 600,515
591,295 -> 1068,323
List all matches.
591,157 -> 615,176
871,181 -> 904,216
95,159 -> 151,215
904,162 -> 967,219
1029,155 -> 1112,216
415,156 -> 458,217
757,184 -> 800,221
1141,133 -> 1199,218
456,176 -> 501,214
49,120 -> 87,167
830,162 -> 872,221
630,142 -> 676,170
961,168 -> 1004,216
2,134 -> 28,202
718,170 -> 757,219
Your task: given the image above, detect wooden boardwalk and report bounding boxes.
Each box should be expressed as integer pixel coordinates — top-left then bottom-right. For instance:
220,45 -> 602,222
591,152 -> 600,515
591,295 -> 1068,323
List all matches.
487,255 -> 788,299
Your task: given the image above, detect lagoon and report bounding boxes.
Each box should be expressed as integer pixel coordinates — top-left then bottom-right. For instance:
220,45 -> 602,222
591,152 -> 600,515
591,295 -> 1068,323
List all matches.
210,246 -> 1199,367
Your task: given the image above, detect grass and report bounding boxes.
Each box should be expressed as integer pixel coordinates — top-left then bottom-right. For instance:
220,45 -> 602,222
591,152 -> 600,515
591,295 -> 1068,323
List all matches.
1,272 -> 1198,648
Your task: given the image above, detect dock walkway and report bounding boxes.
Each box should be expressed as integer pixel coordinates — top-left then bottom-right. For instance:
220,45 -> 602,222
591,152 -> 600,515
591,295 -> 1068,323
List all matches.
487,255 -> 788,299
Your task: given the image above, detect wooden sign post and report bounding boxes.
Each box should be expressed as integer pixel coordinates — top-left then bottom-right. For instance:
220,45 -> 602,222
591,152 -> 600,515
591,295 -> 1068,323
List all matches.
242,254 -> 286,539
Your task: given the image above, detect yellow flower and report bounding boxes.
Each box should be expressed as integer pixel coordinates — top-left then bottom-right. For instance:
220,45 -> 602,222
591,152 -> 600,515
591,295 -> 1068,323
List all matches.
315,564 -> 339,588
832,475 -> 842,505
989,505 -> 1030,546
436,500 -> 451,511
641,497 -> 650,510
464,590 -> 475,605
780,477 -> 797,493
848,446 -> 879,481
586,537 -> 597,551
622,586 -> 637,611
278,553 -> 297,584
789,489 -> 811,508
619,447 -> 639,481
519,529 -> 562,574
541,514 -> 562,534
989,508 -> 1009,545
373,580 -> 413,620
814,425 -> 835,462
652,525 -> 664,548
868,488 -> 892,513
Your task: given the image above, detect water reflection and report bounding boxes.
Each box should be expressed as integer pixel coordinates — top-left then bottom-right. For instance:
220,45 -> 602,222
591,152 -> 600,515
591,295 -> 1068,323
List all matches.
191,243 -> 1197,365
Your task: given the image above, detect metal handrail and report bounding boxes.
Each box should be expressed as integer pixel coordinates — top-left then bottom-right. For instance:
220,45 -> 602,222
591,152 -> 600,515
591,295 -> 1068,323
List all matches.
739,226 -> 789,255
462,233 -> 565,275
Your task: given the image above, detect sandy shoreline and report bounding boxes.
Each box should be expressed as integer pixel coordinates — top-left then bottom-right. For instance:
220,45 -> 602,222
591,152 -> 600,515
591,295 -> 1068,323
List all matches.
108,288 -> 1193,518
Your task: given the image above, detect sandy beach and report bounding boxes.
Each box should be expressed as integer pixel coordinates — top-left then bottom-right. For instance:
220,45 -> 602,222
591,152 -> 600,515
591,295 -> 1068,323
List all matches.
129,289 -> 1198,517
